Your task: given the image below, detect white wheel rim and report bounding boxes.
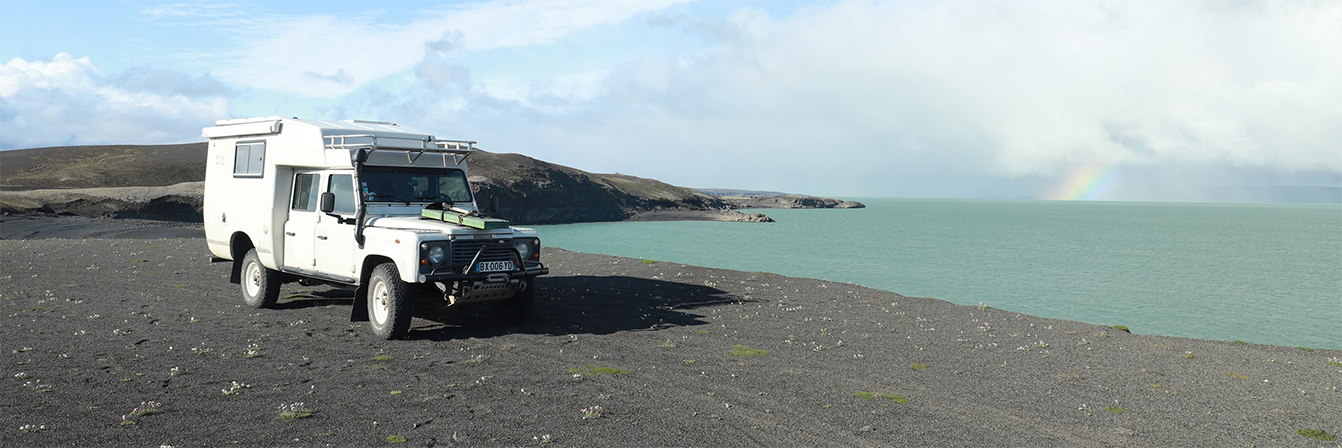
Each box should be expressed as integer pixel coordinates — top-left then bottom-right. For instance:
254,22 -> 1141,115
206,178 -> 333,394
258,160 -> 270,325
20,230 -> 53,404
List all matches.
245,261 -> 262,297
371,279 -> 390,325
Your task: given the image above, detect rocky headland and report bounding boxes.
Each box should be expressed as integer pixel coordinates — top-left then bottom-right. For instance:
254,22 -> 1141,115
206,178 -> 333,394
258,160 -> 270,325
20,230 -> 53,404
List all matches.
725,193 -> 866,209
0,143 -> 854,224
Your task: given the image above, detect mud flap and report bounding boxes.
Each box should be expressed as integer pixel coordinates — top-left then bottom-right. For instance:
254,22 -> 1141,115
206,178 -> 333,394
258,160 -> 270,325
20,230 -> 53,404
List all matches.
228,258 -> 243,284
350,284 -> 369,322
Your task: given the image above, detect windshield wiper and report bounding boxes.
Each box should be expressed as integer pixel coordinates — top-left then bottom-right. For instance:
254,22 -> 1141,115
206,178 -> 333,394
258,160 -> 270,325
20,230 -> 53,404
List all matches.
366,193 -> 411,206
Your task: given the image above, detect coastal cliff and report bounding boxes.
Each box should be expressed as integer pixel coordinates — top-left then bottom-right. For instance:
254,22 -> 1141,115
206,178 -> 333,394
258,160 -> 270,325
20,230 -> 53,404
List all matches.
727,194 -> 866,209
0,143 -> 793,224
466,151 -> 767,224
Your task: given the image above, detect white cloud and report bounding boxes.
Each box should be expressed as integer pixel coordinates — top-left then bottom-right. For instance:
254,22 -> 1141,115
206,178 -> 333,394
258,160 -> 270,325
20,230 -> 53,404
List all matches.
190,0 -> 692,98
0,53 -> 98,96
0,54 -> 230,149
371,0 -> 1340,198
5,0 -> 1336,200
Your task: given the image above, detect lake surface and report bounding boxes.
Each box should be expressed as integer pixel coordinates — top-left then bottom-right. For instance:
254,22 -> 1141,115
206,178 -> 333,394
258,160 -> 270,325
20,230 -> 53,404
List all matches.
536,199 -> 1341,349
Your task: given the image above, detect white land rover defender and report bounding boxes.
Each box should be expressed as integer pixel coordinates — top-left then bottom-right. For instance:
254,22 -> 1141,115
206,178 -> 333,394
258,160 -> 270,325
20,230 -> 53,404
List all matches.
202,117 -> 547,339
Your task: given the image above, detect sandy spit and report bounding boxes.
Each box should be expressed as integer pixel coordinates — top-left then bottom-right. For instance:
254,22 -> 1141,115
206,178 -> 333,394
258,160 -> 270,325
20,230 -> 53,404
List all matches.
1,237 -> 1339,447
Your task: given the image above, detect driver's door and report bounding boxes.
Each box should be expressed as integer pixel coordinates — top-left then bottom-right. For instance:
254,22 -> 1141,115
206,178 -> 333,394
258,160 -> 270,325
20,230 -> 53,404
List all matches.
314,173 -> 357,280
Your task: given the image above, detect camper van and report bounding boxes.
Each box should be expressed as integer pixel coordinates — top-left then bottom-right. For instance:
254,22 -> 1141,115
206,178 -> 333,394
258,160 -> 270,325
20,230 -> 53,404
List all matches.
202,117 -> 547,339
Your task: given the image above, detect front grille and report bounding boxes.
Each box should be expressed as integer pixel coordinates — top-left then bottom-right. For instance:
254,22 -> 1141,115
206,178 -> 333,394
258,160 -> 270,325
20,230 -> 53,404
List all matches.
449,240 -> 516,268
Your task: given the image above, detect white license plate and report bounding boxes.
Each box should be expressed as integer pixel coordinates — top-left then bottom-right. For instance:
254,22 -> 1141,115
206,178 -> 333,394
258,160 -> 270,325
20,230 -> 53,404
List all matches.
477,261 -> 514,272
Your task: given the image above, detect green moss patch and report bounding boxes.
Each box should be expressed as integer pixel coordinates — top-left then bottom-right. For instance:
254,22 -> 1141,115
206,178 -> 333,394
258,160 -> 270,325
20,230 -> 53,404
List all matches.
856,391 -> 909,403
730,345 -> 769,357
910,363 -> 929,371
1297,429 -> 1335,441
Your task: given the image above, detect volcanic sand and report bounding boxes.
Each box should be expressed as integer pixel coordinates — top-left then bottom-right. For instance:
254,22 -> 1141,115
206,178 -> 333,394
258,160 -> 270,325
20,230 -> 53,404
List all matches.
2,232 -> 1339,447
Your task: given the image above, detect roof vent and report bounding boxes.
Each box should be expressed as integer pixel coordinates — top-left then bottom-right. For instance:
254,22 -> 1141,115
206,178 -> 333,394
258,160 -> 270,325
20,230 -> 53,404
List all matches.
347,119 -> 398,126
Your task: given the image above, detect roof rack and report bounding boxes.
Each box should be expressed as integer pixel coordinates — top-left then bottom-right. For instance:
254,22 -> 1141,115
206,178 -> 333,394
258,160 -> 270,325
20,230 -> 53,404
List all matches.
324,134 -> 476,164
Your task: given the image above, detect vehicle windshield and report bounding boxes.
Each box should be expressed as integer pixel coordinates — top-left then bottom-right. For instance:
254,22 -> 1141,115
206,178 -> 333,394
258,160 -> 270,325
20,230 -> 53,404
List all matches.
359,166 -> 473,205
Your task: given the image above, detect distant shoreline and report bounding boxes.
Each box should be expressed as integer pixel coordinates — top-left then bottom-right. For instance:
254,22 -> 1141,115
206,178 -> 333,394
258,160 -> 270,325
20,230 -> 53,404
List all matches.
0,211 -> 776,240
0,182 -> 786,225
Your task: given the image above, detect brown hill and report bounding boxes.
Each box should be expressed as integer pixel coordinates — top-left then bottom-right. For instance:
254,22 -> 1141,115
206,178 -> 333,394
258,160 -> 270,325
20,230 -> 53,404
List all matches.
0,143 -> 207,190
0,143 -> 753,224
468,151 -> 737,223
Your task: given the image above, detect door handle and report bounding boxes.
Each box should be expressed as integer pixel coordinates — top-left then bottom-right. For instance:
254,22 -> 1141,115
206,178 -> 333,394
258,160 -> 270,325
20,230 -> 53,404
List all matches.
317,236 -> 328,240
285,232 -> 296,236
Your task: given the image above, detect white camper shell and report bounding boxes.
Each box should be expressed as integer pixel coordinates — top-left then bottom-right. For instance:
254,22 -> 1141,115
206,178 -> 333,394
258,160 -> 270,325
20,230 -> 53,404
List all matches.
203,117 -> 547,339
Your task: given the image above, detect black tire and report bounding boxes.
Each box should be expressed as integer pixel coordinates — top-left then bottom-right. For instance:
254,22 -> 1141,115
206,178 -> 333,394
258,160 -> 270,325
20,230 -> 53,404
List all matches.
240,248 -> 280,308
499,278 -> 537,325
367,263 -> 413,339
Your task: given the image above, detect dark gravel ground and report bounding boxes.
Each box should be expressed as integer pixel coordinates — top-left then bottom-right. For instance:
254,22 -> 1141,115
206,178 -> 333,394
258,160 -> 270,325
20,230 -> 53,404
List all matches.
1,230 -> 1340,447
1,215 -> 203,240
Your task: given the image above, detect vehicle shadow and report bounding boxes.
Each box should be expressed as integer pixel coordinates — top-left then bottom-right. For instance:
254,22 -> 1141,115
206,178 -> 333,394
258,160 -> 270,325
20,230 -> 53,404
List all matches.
408,275 -> 742,341
272,288 -> 355,310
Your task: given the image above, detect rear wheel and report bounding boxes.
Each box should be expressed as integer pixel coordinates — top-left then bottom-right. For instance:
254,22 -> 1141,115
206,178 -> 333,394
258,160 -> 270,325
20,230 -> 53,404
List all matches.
240,249 -> 280,308
367,263 -> 412,339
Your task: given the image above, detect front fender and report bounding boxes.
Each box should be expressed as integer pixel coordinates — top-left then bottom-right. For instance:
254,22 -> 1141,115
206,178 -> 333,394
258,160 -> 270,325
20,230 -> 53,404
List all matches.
357,228 -> 423,284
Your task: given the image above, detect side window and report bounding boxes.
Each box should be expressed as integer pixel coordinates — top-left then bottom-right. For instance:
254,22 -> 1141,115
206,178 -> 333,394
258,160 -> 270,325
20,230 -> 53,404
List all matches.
233,141 -> 265,177
291,174 -> 320,211
327,174 -> 355,214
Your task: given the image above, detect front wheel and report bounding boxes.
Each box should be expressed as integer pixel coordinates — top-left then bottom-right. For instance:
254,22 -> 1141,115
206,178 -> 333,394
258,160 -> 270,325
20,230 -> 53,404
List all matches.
240,249 -> 280,308
367,263 -> 413,339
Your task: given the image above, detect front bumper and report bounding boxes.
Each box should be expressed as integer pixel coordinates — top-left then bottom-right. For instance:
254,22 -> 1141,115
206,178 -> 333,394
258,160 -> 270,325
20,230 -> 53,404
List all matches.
417,262 -> 548,283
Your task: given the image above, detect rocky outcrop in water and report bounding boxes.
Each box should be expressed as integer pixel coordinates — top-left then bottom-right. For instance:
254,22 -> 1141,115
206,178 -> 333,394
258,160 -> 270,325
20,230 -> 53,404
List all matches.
727,194 -> 866,209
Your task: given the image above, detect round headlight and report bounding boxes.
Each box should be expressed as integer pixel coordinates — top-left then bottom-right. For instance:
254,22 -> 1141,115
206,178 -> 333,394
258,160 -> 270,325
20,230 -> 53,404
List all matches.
427,246 -> 446,264
514,241 -> 532,260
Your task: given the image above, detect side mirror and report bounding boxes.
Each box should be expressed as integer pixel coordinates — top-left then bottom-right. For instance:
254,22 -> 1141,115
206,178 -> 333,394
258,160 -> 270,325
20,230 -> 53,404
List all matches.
319,192 -> 336,213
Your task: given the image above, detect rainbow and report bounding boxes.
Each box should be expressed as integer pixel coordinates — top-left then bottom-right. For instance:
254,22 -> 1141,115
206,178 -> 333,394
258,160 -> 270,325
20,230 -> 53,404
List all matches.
1046,164 -> 1118,201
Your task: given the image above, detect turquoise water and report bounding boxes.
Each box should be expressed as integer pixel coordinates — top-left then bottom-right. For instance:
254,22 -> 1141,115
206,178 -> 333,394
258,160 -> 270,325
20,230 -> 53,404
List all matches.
535,199 -> 1342,349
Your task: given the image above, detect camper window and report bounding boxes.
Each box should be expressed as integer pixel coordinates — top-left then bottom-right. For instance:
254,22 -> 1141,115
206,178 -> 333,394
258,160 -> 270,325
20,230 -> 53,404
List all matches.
233,142 -> 266,177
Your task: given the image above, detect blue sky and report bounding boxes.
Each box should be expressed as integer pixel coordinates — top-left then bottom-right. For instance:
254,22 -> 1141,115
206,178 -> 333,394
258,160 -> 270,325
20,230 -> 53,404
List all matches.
2,0 -> 1339,200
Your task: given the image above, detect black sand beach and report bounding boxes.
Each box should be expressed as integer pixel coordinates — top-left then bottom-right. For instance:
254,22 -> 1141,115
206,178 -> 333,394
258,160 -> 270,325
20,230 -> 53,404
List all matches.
2,218 -> 1339,447
1,215 -> 204,240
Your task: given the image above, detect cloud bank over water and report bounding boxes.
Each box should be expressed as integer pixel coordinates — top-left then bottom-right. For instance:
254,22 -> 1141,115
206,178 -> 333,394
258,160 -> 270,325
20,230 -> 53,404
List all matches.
2,0 -> 1338,201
